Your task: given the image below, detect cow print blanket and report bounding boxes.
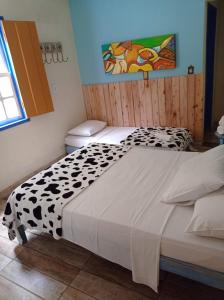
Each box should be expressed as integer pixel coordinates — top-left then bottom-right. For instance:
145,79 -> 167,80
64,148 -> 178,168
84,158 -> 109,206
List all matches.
120,127 -> 192,151
2,143 -> 130,242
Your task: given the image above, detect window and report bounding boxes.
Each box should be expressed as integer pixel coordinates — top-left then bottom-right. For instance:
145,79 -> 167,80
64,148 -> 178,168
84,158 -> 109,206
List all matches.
0,21 -> 27,130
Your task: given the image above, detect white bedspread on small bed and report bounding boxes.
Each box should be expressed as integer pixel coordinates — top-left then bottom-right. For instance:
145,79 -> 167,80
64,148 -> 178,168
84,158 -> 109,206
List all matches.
62,148 -> 196,291
65,127 -> 136,148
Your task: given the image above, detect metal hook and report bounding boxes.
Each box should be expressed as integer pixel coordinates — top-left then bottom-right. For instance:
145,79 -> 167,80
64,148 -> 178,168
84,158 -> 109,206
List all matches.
56,51 -> 63,63
55,42 -> 68,63
50,43 -> 58,63
51,52 -> 58,63
44,52 -> 52,64
61,51 -> 69,63
41,43 -> 52,64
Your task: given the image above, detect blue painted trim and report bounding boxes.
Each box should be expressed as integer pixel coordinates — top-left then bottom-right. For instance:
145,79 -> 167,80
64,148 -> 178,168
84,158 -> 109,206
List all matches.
0,20 -> 27,130
0,118 -> 29,132
160,256 -> 224,291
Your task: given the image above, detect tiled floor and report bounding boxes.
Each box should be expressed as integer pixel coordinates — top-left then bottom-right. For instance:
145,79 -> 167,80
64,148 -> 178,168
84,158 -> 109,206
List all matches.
0,198 -> 223,300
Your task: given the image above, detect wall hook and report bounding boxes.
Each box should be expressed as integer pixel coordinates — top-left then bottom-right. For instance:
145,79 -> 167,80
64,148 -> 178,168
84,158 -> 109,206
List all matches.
56,42 -> 68,63
40,42 -> 68,64
44,52 -> 52,64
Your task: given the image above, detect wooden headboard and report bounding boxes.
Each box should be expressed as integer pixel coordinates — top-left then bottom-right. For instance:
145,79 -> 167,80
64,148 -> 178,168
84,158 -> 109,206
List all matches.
82,74 -> 204,141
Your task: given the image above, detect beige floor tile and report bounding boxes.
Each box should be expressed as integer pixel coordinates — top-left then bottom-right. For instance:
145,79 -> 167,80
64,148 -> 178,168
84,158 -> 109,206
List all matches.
0,235 -> 22,258
0,253 -> 11,271
60,287 -> 95,300
16,247 -> 80,284
0,275 -> 41,300
71,271 -> 151,300
1,260 -> 66,300
84,255 -> 158,299
26,235 -> 90,268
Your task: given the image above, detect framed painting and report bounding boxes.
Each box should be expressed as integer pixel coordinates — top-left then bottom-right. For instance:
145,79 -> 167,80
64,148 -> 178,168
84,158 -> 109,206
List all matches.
102,34 -> 176,75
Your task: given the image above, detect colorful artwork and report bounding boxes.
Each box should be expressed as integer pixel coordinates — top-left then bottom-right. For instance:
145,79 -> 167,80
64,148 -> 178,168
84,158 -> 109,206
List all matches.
102,34 -> 176,75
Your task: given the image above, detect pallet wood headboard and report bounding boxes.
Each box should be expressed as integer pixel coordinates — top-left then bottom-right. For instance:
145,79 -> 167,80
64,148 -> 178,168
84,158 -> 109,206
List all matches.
82,74 -> 204,141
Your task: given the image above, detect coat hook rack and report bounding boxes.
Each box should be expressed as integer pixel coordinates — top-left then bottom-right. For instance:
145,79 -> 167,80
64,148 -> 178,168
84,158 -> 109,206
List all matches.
40,42 -> 68,64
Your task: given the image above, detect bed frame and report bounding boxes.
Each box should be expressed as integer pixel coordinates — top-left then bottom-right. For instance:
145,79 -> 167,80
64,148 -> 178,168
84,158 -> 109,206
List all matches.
18,225 -> 224,291
160,256 -> 224,291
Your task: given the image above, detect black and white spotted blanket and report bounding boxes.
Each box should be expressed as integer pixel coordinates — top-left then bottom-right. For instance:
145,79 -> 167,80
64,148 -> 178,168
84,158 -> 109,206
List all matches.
120,127 -> 192,151
2,143 -> 130,242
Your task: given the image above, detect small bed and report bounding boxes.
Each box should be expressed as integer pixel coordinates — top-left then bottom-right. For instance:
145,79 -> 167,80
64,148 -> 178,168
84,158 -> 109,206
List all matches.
65,126 -> 136,153
2,144 -> 224,292
65,122 -> 193,154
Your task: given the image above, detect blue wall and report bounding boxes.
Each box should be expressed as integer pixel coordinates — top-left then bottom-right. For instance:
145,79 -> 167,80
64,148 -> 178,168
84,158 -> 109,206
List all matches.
69,0 -> 206,84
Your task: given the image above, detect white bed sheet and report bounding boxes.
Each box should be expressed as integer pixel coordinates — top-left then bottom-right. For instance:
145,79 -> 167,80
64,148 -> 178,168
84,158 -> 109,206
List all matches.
65,126 -> 136,148
62,148 -> 224,289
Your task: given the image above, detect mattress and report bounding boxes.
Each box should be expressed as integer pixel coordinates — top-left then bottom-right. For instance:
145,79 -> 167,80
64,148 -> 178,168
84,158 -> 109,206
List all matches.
65,126 -> 136,148
62,148 -> 224,274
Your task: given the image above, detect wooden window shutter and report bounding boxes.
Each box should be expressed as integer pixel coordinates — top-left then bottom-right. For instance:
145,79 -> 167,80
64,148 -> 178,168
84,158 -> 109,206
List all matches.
2,20 -> 54,117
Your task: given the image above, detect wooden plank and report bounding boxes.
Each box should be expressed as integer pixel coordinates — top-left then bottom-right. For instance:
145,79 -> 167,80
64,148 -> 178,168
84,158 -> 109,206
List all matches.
126,82 -> 135,126
157,78 -> 166,127
91,85 -> 100,120
119,82 -> 130,126
144,80 -> 154,126
88,85 -> 97,119
82,85 -> 92,119
151,79 -> 159,126
187,75 -> 196,136
164,77 -> 172,127
131,81 -> 141,126
108,83 -> 119,125
114,82 -> 124,126
136,80 -> 148,126
103,84 -> 113,125
171,76 -> 180,127
92,85 -> 107,121
28,22 -> 53,113
194,74 -> 204,141
179,76 -> 188,128
98,85 -> 107,121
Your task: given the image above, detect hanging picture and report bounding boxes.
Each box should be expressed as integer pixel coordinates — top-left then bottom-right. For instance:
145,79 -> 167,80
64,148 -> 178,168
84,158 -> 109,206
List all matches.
102,34 -> 176,75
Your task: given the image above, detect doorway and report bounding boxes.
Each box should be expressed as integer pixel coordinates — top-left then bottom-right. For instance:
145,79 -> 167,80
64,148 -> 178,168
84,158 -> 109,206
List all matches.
204,2 -> 217,135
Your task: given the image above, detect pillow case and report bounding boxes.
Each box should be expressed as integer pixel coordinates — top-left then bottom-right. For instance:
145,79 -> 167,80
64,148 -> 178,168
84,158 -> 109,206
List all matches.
185,187 -> 224,239
68,120 -> 106,137
162,145 -> 224,205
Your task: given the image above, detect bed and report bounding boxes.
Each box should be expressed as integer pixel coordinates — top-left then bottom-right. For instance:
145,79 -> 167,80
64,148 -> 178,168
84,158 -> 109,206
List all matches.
65,126 -> 136,153
65,126 -> 193,154
2,145 -> 224,292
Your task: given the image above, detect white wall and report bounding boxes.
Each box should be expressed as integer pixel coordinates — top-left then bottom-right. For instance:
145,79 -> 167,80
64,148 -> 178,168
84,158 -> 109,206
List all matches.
0,0 -> 86,191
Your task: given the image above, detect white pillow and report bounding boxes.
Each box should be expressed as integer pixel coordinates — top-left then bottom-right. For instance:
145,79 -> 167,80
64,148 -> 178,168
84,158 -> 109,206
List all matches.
162,145 -> 224,205
68,120 -> 106,137
185,187 -> 224,239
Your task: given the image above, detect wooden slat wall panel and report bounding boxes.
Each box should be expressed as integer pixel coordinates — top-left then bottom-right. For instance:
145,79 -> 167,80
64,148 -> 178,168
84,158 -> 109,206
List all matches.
164,77 -> 172,126
103,85 -> 113,125
82,74 -> 204,141
194,74 -> 204,140
179,76 -> 188,128
187,75 -> 196,136
171,76 -> 180,128
157,78 -> 166,127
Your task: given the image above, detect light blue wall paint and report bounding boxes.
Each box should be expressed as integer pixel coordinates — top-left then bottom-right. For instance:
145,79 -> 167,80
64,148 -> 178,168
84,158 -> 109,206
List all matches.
69,0 -> 206,84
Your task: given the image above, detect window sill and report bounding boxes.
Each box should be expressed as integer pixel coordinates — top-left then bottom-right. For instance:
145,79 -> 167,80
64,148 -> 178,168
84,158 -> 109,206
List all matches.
0,118 -> 29,132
